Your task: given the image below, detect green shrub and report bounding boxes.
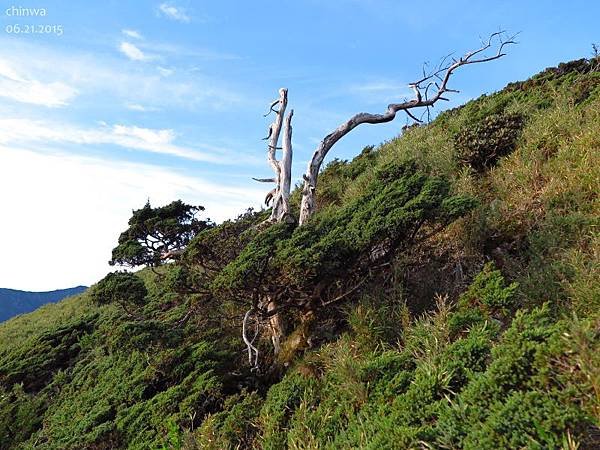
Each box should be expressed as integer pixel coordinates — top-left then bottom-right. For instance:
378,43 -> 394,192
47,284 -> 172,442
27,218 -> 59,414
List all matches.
184,208 -> 265,275
455,113 -> 524,172
0,316 -> 96,392
212,160 -> 477,323
434,306 -> 589,449
90,271 -> 148,308
276,161 -> 476,288
194,392 -> 262,449
441,326 -> 495,390
448,308 -> 487,337
111,320 -> 183,350
258,372 -> 318,449
459,262 -> 519,314
0,384 -> 47,445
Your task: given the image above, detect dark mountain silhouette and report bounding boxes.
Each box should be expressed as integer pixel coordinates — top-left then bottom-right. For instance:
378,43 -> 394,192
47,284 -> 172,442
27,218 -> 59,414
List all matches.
0,286 -> 87,322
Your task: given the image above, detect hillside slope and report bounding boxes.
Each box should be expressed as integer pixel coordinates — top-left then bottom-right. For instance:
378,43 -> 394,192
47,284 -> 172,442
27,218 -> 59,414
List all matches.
0,57 -> 598,449
0,287 -> 87,322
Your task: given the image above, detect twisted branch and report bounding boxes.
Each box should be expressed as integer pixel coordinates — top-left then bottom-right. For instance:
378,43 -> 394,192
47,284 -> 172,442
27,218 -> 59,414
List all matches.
298,31 -> 516,225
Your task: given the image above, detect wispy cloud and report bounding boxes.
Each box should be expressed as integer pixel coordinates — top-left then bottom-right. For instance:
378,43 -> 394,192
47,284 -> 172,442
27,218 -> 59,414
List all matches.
157,66 -> 174,77
0,147 -> 264,290
349,81 -> 408,93
0,118 -> 227,163
0,59 -> 78,107
0,38 -> 245,111
119,29 -> 237,63
158,2 -> 190,23
119,41 -> 155,61
125,103 -> 161,112
122,29 -> 143,39
144,42 -> 239,61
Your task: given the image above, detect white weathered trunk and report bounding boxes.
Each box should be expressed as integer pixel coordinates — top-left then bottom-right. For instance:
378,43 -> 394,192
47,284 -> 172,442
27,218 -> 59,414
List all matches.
248,33 -> 514,362
267,299 -> 284,355
256,91 -> 295,357
266,88 -> 288,196
256,88 -> 294,222
271,109 -> 293,222
299,117 -> 390,225
298,33 -> 514,225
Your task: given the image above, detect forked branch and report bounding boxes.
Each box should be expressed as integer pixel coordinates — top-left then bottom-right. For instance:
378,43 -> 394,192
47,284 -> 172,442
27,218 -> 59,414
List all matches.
242,309 -> 260,369
298,32 -> 516,225
254,88 -> 294,222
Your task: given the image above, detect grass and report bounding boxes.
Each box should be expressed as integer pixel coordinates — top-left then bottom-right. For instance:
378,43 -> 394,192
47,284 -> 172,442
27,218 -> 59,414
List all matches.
0,57 -> 598,449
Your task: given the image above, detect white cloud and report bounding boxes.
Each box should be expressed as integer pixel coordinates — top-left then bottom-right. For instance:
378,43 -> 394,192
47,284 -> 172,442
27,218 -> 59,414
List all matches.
0,59 -> 78,107
119,42 -> 153,61
144,42 -> 238,60
0,147 -> 264,291
0,59 -> 23,81
125,103 -> 160,112
0,118 -> 226,163
350,81 -> 408,93
157,66 -> 174,77
158,2 -> 190,22
113,124 -> 174,145
0,38 -> 245,111
122,29 -> 143,39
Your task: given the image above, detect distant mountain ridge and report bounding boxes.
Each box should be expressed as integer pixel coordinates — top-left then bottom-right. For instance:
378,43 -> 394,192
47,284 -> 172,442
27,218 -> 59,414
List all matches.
0,286 -> 87,322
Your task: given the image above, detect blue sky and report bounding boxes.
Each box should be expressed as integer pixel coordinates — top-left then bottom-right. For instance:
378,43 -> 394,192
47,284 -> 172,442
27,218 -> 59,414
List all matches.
0,0 -> 598,290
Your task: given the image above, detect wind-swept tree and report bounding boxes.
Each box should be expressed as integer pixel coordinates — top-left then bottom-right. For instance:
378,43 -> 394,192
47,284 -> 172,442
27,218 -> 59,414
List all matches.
255,32 -> 516,225
109,200 -> 214,268
244,32 -> 516,362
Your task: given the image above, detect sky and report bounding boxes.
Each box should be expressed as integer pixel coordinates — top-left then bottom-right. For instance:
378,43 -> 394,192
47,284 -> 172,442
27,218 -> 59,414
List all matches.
0,0 -> 598,291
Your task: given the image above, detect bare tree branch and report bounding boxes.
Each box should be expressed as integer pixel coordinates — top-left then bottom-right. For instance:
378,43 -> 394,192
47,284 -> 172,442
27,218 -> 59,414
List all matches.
320,277 -> 368,307
242,309 -> 259,369
404,109 -> 423,123
267,88 -> 287,183
298,32 -> 516,225
263,98 -> 280,117
265,188 -> 276,206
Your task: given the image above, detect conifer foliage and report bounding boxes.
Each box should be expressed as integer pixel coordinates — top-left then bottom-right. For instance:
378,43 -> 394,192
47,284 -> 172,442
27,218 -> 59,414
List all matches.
109,200 -> 213,268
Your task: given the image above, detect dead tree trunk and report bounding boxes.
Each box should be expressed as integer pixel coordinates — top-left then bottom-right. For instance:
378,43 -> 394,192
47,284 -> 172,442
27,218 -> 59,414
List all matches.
255,88 -> 294,223
272,109 -> 294,222
253,90 -> 296,357
298,32 -> 516,225
246,32 -> 515,363
267,299 -> 284,356
266,88 -> 287,221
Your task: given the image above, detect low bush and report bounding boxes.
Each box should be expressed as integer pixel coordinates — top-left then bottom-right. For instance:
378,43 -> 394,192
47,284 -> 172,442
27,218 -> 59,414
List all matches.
455,113 -> 525,172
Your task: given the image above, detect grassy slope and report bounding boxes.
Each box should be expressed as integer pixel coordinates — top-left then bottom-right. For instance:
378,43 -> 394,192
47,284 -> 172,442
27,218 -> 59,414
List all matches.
0,59 -> 598,449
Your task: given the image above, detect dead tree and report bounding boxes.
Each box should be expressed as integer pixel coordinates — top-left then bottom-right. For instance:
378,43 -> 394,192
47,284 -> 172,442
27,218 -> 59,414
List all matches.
248,90 -> 295,358
248,32 -> 515,363
298,32 -> 516,225
255,88 -> 294,223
